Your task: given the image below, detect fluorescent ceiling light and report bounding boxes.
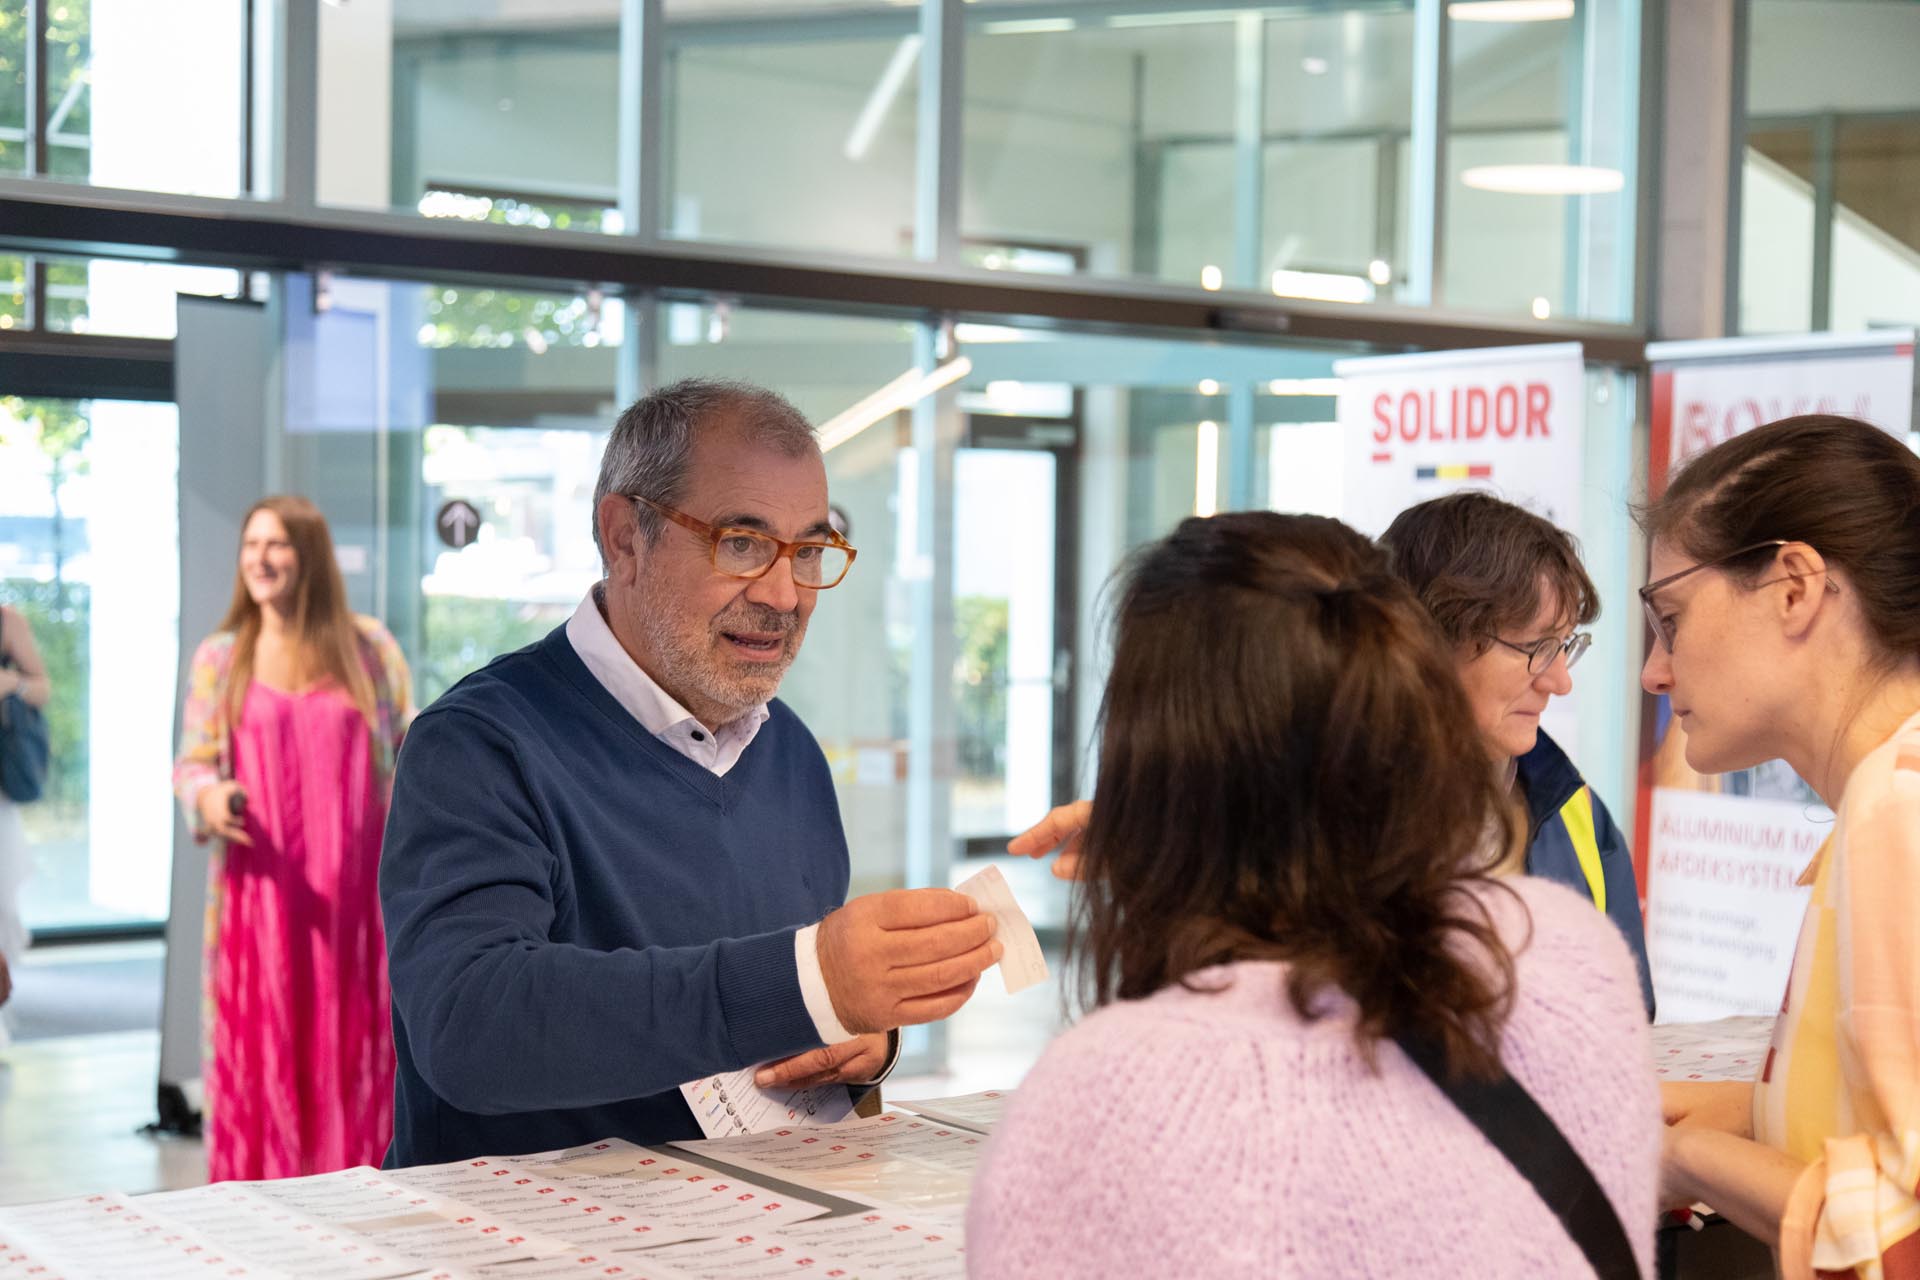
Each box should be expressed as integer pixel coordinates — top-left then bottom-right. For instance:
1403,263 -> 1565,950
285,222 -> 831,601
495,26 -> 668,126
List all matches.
953,322 -> 1029,344
820,358 -> 973,453
1266,378 -> 1345,396
1195,421 -> 1220,518
1271,269 -> 1375,305
1109,9 -> 1245,30
1461,163 -> 1624,195
1448,1 -> 1575,20
983,18 -> 1075,34
844,35 -> 922,162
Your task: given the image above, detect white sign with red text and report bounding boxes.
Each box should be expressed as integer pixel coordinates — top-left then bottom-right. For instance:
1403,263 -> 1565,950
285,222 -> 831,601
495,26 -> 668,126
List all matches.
1649,332 -> 1914,478
1639,330 -> 1914,1022
1336,343 -> 1588,748
1335,342 -> 1586,538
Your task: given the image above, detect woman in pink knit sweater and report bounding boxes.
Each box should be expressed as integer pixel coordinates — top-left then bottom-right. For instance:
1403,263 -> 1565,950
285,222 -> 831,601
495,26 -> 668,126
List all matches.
967,512 -> 1659,1278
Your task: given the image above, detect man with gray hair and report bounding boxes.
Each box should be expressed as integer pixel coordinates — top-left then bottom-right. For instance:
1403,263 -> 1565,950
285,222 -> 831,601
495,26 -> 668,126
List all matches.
380,378 -> 1001,1166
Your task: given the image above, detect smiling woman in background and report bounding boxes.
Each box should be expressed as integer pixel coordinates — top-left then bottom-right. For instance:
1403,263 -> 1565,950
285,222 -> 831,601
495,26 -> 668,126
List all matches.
173,495 -> 412,1181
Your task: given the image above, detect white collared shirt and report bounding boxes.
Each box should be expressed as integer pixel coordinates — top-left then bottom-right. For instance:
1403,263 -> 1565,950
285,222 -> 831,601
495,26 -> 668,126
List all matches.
564,588 -> 855,1046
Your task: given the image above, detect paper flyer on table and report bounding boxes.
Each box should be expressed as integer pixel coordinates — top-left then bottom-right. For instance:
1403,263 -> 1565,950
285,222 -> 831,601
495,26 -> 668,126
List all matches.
239,1166 -> 572,1267
134,1182 -> 428,1278
390,1146 -> 829,1248
0,1192 -> 284,1280
779,1208 -> 967,1279
679,1067 -> 854,1140
954,865 -> 1048,994
670,1113 -> 986,1215
889,1089 -> 1012,1135
1650,1015 -> 1776,1082
642,1209 -> 966,1280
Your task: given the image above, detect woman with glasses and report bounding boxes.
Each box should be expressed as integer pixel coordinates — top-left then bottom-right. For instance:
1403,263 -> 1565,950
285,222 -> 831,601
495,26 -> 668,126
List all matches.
969,512 -> 1658,1278
1379,492 -> 1652,1017
173,495 -> 413,1181
1640,416 -> 1920,1280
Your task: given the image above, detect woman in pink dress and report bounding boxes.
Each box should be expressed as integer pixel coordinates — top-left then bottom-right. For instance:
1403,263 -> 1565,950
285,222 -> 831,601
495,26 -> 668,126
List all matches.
173,495 -> 412,1182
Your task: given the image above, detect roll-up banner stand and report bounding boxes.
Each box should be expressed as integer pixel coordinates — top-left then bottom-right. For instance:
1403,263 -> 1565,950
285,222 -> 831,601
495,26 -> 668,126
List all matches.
1337,343 -> 1587,747
1638,330 -> 1917,1022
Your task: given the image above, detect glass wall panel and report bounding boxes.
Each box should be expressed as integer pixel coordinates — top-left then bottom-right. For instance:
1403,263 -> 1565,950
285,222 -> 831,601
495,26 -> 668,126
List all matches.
2,396 -> 179,930
1741,0 -> 1920,333
0,254 -> 22,330
1261,7 -> 1414,301
0,0 -> 24,176
963,13 -> 1234,283
353,4 -> 621,224
1738,129 -> 1816,335
664,3 -> 920,258
37,255 -> 242,340
48,0 -> 244,196
1445,0 -> 1640,322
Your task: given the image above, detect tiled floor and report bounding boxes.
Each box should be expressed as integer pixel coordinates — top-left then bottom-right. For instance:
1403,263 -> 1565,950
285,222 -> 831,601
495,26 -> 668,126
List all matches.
0,1031 -> 206,1206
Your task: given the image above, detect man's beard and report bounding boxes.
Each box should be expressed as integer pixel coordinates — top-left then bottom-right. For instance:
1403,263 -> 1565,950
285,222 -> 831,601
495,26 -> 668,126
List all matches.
636,588 -> 804,723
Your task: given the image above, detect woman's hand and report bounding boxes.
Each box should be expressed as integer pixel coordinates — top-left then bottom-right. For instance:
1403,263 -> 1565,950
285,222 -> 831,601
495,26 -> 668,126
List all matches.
1007,800 -> 1092,881
1661,1080 -> 1755,1137
196,781 -> 253,845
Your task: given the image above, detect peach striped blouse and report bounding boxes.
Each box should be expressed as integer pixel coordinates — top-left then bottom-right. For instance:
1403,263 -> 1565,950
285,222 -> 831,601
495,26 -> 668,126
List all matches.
1755,708 -> 1920,1279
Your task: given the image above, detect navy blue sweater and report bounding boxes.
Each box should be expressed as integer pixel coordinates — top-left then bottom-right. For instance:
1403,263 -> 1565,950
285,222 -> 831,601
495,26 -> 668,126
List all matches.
379,626 -> 849,1166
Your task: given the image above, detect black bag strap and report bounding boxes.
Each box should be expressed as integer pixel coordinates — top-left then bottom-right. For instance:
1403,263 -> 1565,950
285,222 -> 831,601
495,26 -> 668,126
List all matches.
1395,1031 -> 1640,1280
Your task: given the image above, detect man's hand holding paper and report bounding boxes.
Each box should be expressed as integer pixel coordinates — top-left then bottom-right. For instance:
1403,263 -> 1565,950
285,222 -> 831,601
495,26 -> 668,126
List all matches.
816,888 -> 1002,1034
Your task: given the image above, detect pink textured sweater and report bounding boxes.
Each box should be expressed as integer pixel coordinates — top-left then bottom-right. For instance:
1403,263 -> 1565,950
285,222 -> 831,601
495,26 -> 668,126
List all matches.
967,877 -> 1660,1278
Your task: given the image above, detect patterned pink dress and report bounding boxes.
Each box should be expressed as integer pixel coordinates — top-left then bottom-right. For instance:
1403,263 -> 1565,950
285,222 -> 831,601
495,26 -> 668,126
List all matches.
205,680 -> 394,1182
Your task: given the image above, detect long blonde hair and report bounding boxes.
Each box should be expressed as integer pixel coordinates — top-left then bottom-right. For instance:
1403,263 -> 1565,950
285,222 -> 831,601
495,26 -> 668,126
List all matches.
218,495 -> 376,731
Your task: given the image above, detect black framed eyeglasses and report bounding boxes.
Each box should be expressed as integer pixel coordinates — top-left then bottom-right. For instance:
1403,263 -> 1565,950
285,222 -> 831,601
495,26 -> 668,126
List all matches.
1638,538 -> 1835,653
1492,631 -> 1592,676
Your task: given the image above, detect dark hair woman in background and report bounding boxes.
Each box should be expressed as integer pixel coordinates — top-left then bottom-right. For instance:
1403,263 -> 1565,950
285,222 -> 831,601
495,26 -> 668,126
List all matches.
1380,491 -> 1653,1016
970,512 -> 1656,1278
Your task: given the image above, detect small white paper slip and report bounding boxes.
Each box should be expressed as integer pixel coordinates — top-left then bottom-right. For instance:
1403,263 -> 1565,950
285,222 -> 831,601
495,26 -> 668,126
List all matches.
679,1068 -> 854,1140
954,864 -> 1048,995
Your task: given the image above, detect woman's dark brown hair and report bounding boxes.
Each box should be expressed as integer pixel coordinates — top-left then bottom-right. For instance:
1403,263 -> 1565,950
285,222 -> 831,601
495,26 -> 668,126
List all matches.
217,495 -> 376,732
1074,511 -> 1524,1078
1379,491 -> 1598,652
1638,414 -> 1920,665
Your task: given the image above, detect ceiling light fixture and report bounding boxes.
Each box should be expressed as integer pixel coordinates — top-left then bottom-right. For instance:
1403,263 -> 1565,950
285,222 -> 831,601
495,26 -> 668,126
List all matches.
1448,1 -> 1575,21
1461,163 -> 1624,195
1271,269 -> 1375,304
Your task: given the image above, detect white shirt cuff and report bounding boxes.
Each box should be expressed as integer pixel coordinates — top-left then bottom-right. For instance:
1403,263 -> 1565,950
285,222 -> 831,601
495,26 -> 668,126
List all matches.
794,923 -> 856,1046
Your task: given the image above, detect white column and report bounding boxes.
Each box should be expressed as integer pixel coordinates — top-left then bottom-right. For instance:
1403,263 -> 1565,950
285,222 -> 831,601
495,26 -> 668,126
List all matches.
86,403 -> 181,918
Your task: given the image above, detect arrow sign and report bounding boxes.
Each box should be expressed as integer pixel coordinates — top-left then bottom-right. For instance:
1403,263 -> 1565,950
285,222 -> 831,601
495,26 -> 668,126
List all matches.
436,499 -> 482,549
